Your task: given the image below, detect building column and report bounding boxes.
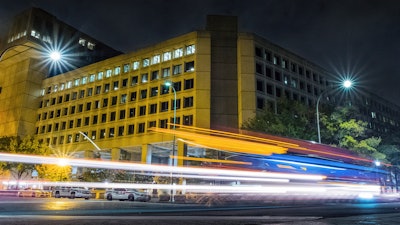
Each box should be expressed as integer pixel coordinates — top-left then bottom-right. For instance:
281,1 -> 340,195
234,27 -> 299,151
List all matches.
111,148 -> 120,161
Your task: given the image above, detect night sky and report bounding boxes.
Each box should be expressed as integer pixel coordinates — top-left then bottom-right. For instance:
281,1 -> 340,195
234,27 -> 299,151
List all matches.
1,0 -> 400,106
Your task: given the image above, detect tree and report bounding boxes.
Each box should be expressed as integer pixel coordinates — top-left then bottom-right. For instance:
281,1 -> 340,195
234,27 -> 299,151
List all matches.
0,136 -> 52,188
242,98 -> 316,140
320,106 -> 385,161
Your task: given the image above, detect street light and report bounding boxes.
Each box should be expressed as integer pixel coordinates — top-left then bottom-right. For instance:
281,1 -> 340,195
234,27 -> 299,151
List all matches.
164,81 -> 176,202
316,79 -> 353,143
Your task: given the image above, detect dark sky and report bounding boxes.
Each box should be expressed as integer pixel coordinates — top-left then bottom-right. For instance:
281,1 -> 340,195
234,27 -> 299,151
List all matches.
1,0 -> 400,106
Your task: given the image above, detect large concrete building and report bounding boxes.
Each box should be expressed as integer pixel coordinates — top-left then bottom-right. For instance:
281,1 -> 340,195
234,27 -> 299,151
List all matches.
1,8 -> 399,168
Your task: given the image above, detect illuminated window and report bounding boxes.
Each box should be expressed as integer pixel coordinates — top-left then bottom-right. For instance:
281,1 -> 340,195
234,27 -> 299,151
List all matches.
133,61 -> 140,70
87,42 -> 95,50
97,72 -> 104,80
141,73 -> 148,83
152,55 -> 161,64
114,66 -> 121,75
82,77 -> 87,84
123,64 -> 130,73
67,81 -> 72,89
106,69 -> 112,77
143,58 -> 150,67
74,79 -> 80,86
186,45 -> 195,55
78,38 -> 86,46
60,83 -> 65,90
89,74 -> 95,82
162,68 -> 170,77
174,48 -> 183,58
163,51 -> 172,61
173,64 -> 182,75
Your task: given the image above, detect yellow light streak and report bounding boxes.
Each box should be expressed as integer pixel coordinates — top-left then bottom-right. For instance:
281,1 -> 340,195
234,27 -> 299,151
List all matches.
171,155 -> 252,165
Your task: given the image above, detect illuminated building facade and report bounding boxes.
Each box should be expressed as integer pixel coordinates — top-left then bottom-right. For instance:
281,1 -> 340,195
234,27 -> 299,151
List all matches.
1,9 -> 399,167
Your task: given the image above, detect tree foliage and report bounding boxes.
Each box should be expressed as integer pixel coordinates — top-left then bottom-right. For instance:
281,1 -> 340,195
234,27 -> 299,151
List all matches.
0,136 -> 52,187
242,98 -> 316,140
320,106 -> 384,160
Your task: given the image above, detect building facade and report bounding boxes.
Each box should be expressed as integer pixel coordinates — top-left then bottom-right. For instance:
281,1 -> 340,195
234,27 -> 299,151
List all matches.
1,10 -> 399,168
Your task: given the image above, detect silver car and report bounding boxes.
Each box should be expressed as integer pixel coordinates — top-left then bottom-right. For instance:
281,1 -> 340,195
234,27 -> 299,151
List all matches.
105,188 -> 151,202
53,186 -> 91,200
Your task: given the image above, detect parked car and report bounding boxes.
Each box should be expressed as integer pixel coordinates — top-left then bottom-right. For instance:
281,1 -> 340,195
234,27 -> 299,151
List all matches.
105,188 -> 151,202
17,188 -> 50,198
53,186 -> 91,200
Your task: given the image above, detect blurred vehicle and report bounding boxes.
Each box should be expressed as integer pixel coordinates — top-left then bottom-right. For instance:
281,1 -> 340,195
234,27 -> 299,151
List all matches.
53,186 -> 91,200
17,188 -> 50,198
105,188 -> 151,202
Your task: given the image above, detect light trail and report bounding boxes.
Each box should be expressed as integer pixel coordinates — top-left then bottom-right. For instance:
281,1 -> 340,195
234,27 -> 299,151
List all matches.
0,153 -> 326,181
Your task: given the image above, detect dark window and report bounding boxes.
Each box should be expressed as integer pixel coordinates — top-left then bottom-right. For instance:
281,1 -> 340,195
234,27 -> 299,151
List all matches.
184,79 -> 194,90
140,89 -> 147,99
110,111 -> 116,121
138,123 -> 145,133
100,129 -> 105,139
160,119 -> 168,128
256,80 -> 264,92
184,61 -> 195,72
128,125 -> 134,135
103,98 -> 108,107
257,97 -> 264,109
104,83 -> 110,93
95,86 -> 101,94
151,70 -> 159,80
131,76 -> 138,85
129,108 -> 136,117
93,115 -> 98,124
256,63 -> 263,74
183,115 -> 193,126
160,101 -> 168,112
101,113 -> 107,123
148,121 -> 156,128
109,128 -> 115,137
122,78 -> 128,87
84,117 -> 90,126
265,66 -> 272,78
255,47 -> 262,57
275,71 -> 281,82
130,91 -> 137,101
183,97 -> 193,108
139,106 -> 146,116
150,87 -> 158,97
118,126 -> 124,136
113,81 -> 119,90
111,96 -> 117,105
119,110 -> 126,119
149,104 -> 157,114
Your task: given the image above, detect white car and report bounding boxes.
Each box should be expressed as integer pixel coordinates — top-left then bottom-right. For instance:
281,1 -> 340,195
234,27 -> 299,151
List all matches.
105,188 -> 151,202
53,186 -> 91,200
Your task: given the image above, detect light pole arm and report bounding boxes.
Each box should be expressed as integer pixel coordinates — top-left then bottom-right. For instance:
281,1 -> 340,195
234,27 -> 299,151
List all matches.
316,88 -> 329,144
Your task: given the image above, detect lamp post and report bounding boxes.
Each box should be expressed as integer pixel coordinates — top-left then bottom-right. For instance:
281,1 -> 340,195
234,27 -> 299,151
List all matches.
164,81 -> 176,202
316,79 -> 353,143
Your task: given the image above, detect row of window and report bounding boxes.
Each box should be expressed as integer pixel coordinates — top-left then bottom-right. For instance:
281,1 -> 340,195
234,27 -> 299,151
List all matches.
255,46 -> 328,83
37,115 -> 194,145
40,79 -> 194,108
38,96 -> 194,123
42,51 -> 196,95
256,79 -> 324,97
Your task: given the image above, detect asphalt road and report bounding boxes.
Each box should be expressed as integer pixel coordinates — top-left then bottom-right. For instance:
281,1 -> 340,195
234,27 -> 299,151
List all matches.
1,196 -> 400,224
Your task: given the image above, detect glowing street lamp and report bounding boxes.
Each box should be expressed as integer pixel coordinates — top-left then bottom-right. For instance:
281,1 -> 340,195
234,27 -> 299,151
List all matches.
316,79 -> 353,143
